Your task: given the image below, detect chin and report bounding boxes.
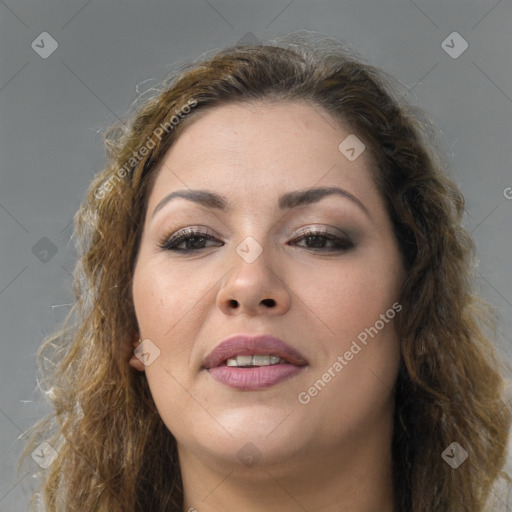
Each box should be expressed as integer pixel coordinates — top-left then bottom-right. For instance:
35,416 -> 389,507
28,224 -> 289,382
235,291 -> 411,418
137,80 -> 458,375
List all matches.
175,412 -> 306,470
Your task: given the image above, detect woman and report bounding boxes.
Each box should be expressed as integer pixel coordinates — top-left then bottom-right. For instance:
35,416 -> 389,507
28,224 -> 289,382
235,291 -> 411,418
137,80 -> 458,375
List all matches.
22,31 -> 511,511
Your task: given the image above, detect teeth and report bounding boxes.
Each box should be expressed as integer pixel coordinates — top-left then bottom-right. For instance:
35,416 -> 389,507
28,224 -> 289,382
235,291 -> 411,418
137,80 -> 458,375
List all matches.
252,355 -> 270,366
225,355 -> 284,367
235,355 -> 253,366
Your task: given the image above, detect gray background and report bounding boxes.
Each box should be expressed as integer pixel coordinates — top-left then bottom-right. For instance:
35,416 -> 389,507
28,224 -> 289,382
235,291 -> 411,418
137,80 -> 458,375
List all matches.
1,0 -> 511,509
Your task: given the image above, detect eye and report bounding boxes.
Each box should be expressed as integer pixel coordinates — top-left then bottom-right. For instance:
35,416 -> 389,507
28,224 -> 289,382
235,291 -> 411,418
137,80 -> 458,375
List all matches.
158,227 -> 355,253
158,227 -> 222,253
289,228 -> 355,252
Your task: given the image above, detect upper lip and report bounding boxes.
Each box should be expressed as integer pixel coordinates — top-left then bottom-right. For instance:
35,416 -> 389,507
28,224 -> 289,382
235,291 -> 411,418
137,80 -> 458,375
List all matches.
202,334 -> 308,369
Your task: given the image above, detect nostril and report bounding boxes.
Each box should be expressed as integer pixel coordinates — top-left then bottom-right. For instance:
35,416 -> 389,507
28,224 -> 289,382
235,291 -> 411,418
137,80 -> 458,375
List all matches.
261,298 -> 276,307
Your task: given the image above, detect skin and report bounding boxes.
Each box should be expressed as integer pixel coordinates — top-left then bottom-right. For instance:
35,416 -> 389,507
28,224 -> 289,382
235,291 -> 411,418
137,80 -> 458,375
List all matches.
130,100 -> 406,512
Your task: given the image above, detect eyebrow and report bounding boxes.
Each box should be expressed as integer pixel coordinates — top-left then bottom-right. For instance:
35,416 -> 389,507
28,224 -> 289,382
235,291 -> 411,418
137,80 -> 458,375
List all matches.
151,186 -> 370,219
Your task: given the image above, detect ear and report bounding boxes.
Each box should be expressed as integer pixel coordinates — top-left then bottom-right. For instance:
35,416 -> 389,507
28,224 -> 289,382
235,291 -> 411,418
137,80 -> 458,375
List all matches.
129,333 -> 146,372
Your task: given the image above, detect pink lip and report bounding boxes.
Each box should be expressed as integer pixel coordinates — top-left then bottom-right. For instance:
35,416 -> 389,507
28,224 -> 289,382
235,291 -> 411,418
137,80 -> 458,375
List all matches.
202,334 -> 308,391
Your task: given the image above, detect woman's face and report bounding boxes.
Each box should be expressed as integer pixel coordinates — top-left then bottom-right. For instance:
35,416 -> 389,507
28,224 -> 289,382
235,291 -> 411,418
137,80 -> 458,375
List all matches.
131,100 -> 405,473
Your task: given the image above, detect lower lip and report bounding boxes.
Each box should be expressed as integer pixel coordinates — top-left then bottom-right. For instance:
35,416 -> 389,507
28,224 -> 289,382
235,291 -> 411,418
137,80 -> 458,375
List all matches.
206,364 -> 305,390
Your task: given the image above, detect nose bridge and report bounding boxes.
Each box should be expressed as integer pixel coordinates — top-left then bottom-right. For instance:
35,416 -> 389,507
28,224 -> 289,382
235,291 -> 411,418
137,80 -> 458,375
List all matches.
216,229 -> 291,315
230,232 -> 275,292
229,207 -> 276,261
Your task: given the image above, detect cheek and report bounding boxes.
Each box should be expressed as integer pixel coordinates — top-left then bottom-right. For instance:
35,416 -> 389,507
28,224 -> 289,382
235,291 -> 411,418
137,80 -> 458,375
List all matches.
298,254 -> 403,409
132,262 -> 194,391
298,257 -> 402,343
132,262 -> 206,433
297,272 -> 401,436
132,258 -> 203,338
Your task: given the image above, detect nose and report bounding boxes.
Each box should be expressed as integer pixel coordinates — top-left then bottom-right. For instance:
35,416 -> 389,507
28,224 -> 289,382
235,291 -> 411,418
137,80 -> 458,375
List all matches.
216,245 -> 292,317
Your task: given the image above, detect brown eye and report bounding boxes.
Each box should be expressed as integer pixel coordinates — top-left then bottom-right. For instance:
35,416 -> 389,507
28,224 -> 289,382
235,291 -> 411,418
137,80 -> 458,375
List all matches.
291,229 -> 355,252
159,228 -> 222,252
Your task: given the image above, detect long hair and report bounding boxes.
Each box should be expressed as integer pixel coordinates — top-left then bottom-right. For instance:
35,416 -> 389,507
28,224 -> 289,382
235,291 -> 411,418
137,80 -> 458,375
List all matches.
21,31 -> 511,511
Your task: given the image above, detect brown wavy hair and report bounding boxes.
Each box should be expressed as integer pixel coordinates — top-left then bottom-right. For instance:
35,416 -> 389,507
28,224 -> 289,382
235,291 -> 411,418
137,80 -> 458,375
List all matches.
21,30 -> 511,511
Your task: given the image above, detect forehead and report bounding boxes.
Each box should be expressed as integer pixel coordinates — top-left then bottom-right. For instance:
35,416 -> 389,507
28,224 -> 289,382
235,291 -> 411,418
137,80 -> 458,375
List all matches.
147,100 -> 379,209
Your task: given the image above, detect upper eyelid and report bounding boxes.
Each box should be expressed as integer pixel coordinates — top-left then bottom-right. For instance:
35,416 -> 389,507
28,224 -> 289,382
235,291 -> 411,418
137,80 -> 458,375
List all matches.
152,196 -> 370,234
163,224 -> 350,240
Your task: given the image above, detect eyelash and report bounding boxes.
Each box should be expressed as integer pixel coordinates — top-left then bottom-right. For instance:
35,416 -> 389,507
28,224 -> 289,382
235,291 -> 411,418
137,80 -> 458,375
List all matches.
158,227 -> 355,253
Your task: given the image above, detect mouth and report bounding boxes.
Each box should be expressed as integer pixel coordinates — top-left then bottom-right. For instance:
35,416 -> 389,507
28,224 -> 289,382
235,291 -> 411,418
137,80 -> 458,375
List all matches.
202,334 -> 308,390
